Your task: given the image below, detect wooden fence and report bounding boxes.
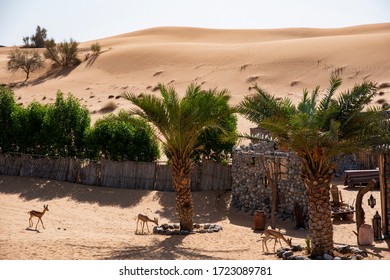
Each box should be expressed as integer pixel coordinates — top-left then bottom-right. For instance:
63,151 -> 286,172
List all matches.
0,154 -> 232,192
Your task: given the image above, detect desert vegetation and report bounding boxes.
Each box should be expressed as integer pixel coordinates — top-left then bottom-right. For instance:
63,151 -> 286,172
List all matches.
90,41 -> 102,55
86,111 -> 160,161
22,25 -> 49,48
6,29 -> 87,85
7,48 -> 44,83
44,38 -> 81,67
0,86 -> 158,160
84,41 -> 102,64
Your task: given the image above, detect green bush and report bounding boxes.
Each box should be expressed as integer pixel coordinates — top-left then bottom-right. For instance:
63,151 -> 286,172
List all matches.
43,91 -> 91,157
87,111 -> 160,161
195,113 -> 237,163
1,87 -> 159,161
0,86 -> 18,153
12,101 -> 47,154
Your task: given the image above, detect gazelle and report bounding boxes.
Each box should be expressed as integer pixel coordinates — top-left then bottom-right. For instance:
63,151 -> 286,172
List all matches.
136,213 -> 158,234
260,228 -> 292,252
28,204 -> 49,230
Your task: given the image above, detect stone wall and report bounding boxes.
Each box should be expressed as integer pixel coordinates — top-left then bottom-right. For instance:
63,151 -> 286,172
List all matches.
231,142 -> 307,224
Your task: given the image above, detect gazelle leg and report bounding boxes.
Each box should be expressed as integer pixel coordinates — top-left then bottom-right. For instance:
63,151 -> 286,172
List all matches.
262,239 -> 266,251
29,217 -> 33,227
273,238 -> 278,252
136,219 -> 139,233
262,237 -> 269,252
40,218 -> 45,229
146,222 -> 150,233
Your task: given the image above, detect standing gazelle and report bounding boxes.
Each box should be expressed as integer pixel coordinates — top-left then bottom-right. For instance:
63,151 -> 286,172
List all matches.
260,228 -> 292,252
136,213 -> 158,234
28,204 -> 49,229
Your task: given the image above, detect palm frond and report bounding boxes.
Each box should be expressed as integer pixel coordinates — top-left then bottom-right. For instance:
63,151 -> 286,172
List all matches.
123,84 -> 235,162
121,91 -> 171,141
318,73 -> 342,112
237,84 -> 295,124
336,81 -> 377,121
298,86 -> 320,118
259,118 -> 291,145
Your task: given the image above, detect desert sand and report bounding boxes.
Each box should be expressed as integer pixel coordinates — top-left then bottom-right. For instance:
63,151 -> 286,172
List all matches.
0,23 -> 389,130
0,23 -> 389,260
0,175 -> 388,260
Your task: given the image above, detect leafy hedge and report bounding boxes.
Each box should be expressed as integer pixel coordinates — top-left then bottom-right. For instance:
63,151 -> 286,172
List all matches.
86,111 -> 160,161
0,86 -> 159,161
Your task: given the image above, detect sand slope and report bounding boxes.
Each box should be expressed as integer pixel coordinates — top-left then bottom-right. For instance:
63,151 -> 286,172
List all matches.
0,23 -> 389,130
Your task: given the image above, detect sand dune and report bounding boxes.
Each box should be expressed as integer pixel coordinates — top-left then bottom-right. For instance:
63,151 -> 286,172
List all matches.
0,23 -> 389,129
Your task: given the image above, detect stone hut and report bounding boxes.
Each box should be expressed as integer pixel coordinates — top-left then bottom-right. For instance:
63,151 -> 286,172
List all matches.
231,141 -> 307,224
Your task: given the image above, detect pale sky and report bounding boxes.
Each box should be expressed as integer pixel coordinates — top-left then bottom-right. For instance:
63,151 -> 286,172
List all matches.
1,0 -> 389,46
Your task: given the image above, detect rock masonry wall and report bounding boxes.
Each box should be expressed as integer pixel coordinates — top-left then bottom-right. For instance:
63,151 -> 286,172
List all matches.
231,142 -> 307,224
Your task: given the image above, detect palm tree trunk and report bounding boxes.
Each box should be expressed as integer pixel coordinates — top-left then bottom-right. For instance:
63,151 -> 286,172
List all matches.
172,159 -> 194,231
304,176 -> 334,257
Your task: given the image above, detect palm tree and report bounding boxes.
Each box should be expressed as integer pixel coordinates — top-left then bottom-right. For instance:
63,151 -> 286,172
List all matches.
238,74 -> 388,257
122,84 -> 234,231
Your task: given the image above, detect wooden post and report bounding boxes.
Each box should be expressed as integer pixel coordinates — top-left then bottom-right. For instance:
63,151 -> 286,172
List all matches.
269,158 -> 280,230
294,202 -> 305,229
379,154 -> 389,237
331,184 -> 340,207
259,156 -> 279,229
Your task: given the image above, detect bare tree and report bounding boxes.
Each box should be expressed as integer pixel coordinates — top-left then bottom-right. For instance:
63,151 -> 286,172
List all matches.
7,48 -> 44,84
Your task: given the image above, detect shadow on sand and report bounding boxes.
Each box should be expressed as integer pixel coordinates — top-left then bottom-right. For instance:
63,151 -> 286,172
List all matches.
152,189 -> 235,225
25,227 -> 41,233
30,65 -> 78,86
0,175 -> 148,208
104,234 -> 243,260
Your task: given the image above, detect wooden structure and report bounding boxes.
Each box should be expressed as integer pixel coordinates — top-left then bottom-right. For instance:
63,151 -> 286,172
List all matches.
344,169 -> 379,188
379,152 -> 390,238
331,184 -> 355,221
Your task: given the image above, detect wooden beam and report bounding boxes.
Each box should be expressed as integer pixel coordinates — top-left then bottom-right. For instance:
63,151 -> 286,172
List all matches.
379,154 -> 389,236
